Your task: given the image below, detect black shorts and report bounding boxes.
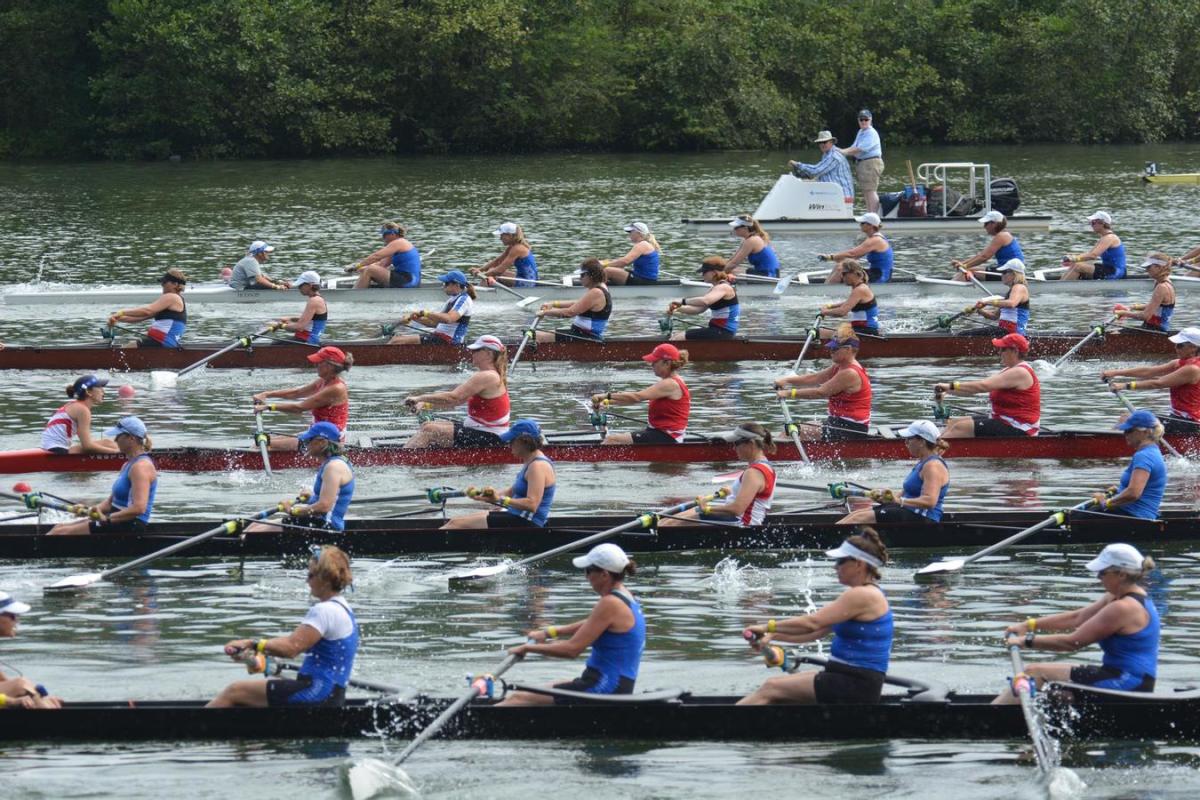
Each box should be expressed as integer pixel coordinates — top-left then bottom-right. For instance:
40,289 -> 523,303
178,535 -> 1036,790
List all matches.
866,268 -> 885,283
419,332 -> 454,345
1069,664 -> 1155,692
821,416 -> 870,441
850,326 -> 880,337
1082,264 -> 1118,280
556,326 -> 602,343
623,274 -> 659,286
971,415 -> 1029,437
1159,414 -> 1200,436
88,518 -> 148,534
139,336 -> 168,348
266,675 -> 347,707
486,510 -> 534,528
874,503 -> 938,525
813,660 -> 886,704
685,326 -> 736,340
452,422 -> 504,447
551,666 -> 635,704
631,427 -> 678,445
389,271 -> 417,288
44,447 -> 69,455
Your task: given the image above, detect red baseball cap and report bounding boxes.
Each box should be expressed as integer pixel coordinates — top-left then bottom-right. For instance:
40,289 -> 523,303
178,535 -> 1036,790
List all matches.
642,343 -> 681,362
307,346 -> 347,365
990,333 -> 1029,353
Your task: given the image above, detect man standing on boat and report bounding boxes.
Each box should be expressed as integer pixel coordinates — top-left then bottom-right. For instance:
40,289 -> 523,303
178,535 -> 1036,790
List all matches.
788,131 -> 854,210
231,241 -> 290,291
839,109 -> 884,214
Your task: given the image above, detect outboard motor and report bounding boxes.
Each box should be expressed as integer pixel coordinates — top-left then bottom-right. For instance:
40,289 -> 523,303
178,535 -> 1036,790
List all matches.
1145,161 -> 1159,177
989,177 -> 1021,216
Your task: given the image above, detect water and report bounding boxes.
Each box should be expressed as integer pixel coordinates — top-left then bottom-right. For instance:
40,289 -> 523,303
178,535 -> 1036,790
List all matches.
2,146 -> 1200,798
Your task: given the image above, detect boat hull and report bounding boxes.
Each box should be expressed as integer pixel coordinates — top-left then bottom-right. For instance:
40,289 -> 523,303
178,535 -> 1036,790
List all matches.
681,215 -> 1053,235
1143,174 -> 1200,185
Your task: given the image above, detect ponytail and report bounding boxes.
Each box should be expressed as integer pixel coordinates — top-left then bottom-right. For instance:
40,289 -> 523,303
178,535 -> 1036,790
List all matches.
463,283 -> 477,300
849,527 -> 889,579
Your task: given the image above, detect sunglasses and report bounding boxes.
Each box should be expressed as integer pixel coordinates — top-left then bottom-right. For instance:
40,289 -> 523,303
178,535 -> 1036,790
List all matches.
835,557 -> 854,566
858,118 -> 870,122
584,565 -> 605,575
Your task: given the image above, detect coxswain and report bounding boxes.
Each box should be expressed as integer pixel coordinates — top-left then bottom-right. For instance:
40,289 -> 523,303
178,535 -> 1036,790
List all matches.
838,420 -> 950,526
602,222 -> 661,285
474,222 -> 538,287
107,268 -> 188,348
352,222 -> 421,288
592,343 -> 690,445
966,258 -> 1029,335
1082,409 -> 1167,520
819,260 -> 879,336
950,211 -> 1025,282
992,543 -> 1159,703
41,374 -> 119,454
388,270 -> 475,345
47,416 -> 157,536
819,212 -> 893,284
1113,253 -> 1175,331
275,270 -> 328,345
209,545 -> 358,707
253,346 -> 352,451
403,334 -> 510,448
774,324 -> 872,440
0,591 -> 62,709
441,419 -> 557,530
1102,327 -> 1200,435
667,257 -> 739,340
230,241 -> 290,291
739,530 -> 892,705
246,422 -> 355,534
1060,211 -> 1127,280
660,423 -> 777,528
934,333 -> 1040,438
499,543 -> 644,705
725,216 -> 780,277
536,259 -> 611,343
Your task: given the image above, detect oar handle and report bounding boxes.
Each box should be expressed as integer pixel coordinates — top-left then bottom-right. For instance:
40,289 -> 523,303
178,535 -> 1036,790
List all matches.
0,490 -> 94,518
176,327 -> 275,378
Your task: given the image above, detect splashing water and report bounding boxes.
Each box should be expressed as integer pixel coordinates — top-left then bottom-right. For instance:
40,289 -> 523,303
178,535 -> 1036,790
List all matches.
342,757 -> 420,799
707,556 -> 771,598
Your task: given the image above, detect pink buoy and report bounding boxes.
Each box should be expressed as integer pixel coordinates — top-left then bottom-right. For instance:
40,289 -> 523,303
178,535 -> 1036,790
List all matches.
118,384 -> 136,399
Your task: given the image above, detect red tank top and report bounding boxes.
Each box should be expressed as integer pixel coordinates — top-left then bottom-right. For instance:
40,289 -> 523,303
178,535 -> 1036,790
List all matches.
467,390 -> 511,433
989,362 -> 1040,434
827,362 -> 872,424
311,377 -> 349,431
647,375 -> 691,443
738,461 -> 777,527
1169,356 -> 1200,419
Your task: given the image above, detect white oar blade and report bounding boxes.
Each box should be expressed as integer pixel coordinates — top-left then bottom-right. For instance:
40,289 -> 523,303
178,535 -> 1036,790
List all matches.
448,563 -> 511,585
710,470 -> 743,483
916,559 -> 964,576
773,275 -> 794,295
343,757 -> 420,800
517,295 -> 540,309
46,572 -> 102,591
149,371 -> 178,389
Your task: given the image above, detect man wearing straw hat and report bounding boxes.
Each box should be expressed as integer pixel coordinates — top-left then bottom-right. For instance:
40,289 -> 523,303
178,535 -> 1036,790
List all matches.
788,130 -> 855,209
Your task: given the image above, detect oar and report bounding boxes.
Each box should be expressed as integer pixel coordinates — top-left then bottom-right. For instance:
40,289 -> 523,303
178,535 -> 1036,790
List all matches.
778,399 -> 810,465
509,316 -> 543,370
254,411 -> 273,477
150,326 -> 276,388
0,489 -> 95,518
1031,265 -> 1070,282
1110,386 -> 1184,458
448,492 -> 729,585
1049,313 -> 1120,370
1008,642 -> 1054,775
925,303 -> 980,332
773,268 -> 830,295
482,276 -> 540,309
229,648 -> 414,697
101,323 -> 145,340
956,265 -> 994,296
352,488 -> 464,505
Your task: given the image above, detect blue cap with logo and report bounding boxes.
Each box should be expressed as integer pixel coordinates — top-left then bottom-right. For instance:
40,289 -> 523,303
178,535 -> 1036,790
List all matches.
1116,409 -> 1159,431
105,415 -> 147,440
499,419 -> 542,444
297,421 -> 342,443
438,270 -> 469,286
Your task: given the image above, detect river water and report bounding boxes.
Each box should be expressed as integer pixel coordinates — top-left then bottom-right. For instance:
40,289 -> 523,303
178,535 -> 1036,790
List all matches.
2,145 -> 1200,798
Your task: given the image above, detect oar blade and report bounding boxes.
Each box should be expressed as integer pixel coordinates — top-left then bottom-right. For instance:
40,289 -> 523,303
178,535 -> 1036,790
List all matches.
773,274 -> 795,295
45,572 -> 103,592
915,559 -> 964,576
516,295 -> 541,309
448,563 -> 512,586
150,371 -> 179,389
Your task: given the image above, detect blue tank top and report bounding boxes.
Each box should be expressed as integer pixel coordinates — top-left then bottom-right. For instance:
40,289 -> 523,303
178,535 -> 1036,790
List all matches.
1150,303 -> 1175,331
147,299 -> 187,347
311,455 -> 355,531
513,253 -> 538,288
993,236 -> 1025,268
848,294 -> 879,332
1100,242 -> 1127,279
830,585 -> 892,673
1100,594 -> 1159,678
111,453 -> 156,524
865,235 -> 893,282
305,312 -> 327,346
571,286 -> 611,338
1118,444 -> 1166,519
297,597 -> 359,689
506,454 -> 556,527
999,285 -> 1030,335
901,455 -> 948,522
389,247 -> 421,287
584,590 -> 645,685
708,285 -> 739,333
631,249 -> 660,281
746,244 -> 779,277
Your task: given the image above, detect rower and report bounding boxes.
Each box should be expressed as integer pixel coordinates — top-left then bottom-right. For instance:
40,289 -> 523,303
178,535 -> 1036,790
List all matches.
1080,409 -> 1166,521
774,324 -> 872,440
667,257 -> 739,340
498,543 -> 644,705
660,423 -> 777,528
253,346 -> 352,451
820,212 -> 893,284
725,215 -> 780,277
602,222 -> 661,285
47,416 -> 157,536
739,531 -> 892,705
209,545 -> 358,708
992,543 -> 1158,704
950,211 -> 1024,282
838,420 -> 949,526
275,270 -> 328,345
820,260 -> 879,336
231,241 -> 290,291
1102,327 -> 1200,435
473,222 -> 538,288
1060,211 -> 1127,280
967,258 -> 1029,335
1113,253 -> 1175,330
41,374 -> 119,454
403,334 -> 510,448
246,422 -> 355,534
592,343 -> 690,445
106,268 -> 188,348
441,419 -> 556,530
934,332 -> 1040,438
353,222 -> 421,289
536,259 -> 612,343
388,270 -> 475,345
0,591 -> 62,710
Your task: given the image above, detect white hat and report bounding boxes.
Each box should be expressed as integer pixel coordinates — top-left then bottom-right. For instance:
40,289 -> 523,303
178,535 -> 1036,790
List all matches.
1141,255 -> 1171,271
571,543 -> 630,573
715,424 -> 767,444
624,222 -> 650,235
812,130 -> 836,143
980,210 -> 1005,225
825,540 -> 883,568
855,212 -> 882,227
0,591 -> 31,616
248,240 -> 275,255
493,222 -> 518,236
728,217 -> 753,229
896,420 -> 940,444
294,270 -> 321,287
1088,211 -> 1113,226
1168,327 -> 1200,347
466,334 -> 505,352
1085,543 -> 1145,574
998,258 -> 1026,274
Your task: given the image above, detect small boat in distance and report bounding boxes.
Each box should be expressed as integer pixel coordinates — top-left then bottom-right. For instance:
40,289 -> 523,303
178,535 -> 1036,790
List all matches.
1142,162 -> 1200,185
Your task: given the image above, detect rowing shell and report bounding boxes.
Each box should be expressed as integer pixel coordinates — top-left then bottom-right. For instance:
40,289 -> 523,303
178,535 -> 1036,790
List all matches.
680,214 -> 1054,235
1142,173 -> 1200,185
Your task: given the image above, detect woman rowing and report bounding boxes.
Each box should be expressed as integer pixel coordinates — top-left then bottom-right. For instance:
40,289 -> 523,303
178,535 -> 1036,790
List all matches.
660,423 -> 777,528
403,334 -> 510,448
739,530 -> 892,705
246,422 -> 355,534
0,591 -> 62,710
1113,253 -> 1175,331
934,332 -> 1041,438
387,270 -> 475,345
592,343 -> 690,445
838,420 -> 950,527
106,268 -> 188,347
602,222 -> 661,285
353,222 -> 421,289
253,346 -> 352,451
1060,211 -> 1126,280
41,375 -> 119,454
667,257 -> 739,340
1102,327 -> 1200,435
965,258 -> 1030,335
774,324 -> 872,440
209,545 -> 358,708
275,270 -> 328,345
992,543 -> 1159,703
1082,409 -> 1167,521
48,416 -> 156,536
441,420 -> 556,530
499,543 -> 644,705
820,212 -> 893,284
950,211 -> 1024,282
536,259 -> 611,343
819,260 -> 879,336
725,215 -> 780,278
474,221 -> 537,288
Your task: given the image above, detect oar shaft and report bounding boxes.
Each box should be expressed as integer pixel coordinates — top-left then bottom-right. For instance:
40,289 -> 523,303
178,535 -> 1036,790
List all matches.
778,398 -> 810,464
1111,388 -> 1183,458
254,412 -> 272,477
352,489 -> 464,505
1052,315 -> 1116,369
1008,644 -> 1054,774
0,490 -> 90,517
510,316 -> 542,369
176,327 -> 273,377
275,660 -> 406,695
790,314 -> 823,373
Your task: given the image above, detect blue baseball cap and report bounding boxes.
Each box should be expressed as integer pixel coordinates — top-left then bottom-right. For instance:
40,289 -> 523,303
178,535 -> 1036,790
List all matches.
499,419 -> 543,444
1116,409 -> 1159,432
105,415 -> 147,440
298,421 -> 342,443
438,270 -> 469,286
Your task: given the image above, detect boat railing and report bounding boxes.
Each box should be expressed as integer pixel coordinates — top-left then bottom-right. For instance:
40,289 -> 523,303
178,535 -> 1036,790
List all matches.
915,162 -> 994,217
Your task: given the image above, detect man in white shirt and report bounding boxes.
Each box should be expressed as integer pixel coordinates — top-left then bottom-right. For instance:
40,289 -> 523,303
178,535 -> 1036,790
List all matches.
839,109 -> 884,214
